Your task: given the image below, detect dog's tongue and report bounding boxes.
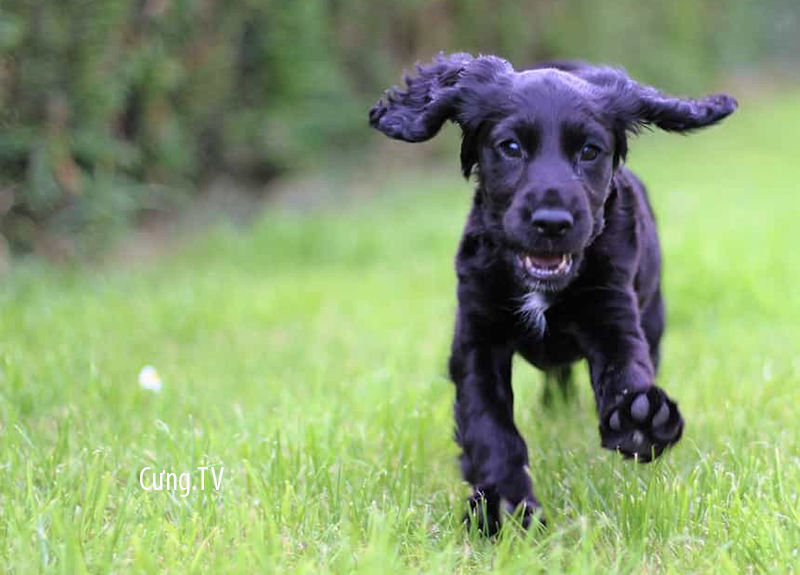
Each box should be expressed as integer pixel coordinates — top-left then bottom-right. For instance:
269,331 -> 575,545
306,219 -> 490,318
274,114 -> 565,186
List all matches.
530,254 -> 564,269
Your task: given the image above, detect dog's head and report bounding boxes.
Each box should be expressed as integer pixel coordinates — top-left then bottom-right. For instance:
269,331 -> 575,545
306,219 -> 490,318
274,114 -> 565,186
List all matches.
370,53 -> 737,292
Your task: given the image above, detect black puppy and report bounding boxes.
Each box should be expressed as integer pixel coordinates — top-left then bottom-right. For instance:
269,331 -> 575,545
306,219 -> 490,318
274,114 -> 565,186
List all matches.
369,53 -> 736,532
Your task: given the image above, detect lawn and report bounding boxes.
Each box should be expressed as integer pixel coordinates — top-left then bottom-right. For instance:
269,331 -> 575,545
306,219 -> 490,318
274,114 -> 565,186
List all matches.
1,91 -> 799,573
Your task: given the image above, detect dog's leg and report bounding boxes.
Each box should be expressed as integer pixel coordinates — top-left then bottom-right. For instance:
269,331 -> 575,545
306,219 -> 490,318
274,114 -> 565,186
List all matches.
450,329 -> 543,534
640,288 -> 665,373
541,364 -> 575,407
572,287 -> 683,462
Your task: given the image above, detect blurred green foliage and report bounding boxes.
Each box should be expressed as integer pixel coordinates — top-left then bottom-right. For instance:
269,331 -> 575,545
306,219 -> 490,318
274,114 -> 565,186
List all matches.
0,0 -> 798,255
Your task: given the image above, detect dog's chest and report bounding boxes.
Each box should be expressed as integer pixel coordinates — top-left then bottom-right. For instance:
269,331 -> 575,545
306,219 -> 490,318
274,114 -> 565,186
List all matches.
519,292 -> 552,336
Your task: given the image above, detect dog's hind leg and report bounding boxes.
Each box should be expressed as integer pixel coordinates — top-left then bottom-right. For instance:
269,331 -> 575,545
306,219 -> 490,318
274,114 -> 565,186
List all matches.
541,364 -> 575,406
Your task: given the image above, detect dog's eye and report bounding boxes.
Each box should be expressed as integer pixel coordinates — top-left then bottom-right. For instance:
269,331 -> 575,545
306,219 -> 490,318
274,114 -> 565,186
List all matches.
579,144 -> 601,162
497,140 -> 522,159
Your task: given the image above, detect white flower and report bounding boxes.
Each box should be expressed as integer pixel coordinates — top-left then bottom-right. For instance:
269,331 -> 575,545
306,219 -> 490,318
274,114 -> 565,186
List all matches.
138,365 -> 163,392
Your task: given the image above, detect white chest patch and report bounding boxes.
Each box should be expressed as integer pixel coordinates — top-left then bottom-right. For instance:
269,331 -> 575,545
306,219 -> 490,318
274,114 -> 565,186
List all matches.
519,292 -> 551,335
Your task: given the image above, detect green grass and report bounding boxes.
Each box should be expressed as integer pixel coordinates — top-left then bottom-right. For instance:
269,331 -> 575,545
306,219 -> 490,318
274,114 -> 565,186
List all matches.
2,92 -> 800,574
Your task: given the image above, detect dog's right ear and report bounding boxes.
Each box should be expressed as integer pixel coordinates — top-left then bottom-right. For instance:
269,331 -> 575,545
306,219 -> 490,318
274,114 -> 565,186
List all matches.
370,52 -> 514,144
369,53 -> 475,142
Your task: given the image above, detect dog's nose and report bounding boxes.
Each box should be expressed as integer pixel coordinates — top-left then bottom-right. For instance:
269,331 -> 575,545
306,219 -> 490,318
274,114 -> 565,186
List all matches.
531,208 -> 574,237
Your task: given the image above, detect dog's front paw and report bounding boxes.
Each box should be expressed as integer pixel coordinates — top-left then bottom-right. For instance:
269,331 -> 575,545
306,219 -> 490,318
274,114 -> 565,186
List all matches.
599,386 -> 683,462
501,495 -> 546,531
465,489 -> 545,536
465,489 -> 502,536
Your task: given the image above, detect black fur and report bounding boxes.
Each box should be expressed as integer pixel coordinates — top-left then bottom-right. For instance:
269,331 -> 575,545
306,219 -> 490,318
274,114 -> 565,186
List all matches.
370,53 -> 736,533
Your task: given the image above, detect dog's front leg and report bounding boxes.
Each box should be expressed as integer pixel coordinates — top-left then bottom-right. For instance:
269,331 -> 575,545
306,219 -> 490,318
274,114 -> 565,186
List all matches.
571,287 -> 684,461
449,322 -> 542,533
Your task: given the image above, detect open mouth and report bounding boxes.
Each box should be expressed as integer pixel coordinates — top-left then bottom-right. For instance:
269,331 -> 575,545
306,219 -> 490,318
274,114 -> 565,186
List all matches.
518,253 -> 573,280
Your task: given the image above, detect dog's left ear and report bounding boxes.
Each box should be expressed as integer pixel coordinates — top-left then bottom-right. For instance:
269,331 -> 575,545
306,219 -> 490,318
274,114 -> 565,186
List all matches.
579,67 -> 737,165
611,79 -> 738,133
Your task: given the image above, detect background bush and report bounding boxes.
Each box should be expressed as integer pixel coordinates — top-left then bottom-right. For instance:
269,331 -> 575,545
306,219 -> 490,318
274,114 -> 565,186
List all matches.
0,0 -> 798,255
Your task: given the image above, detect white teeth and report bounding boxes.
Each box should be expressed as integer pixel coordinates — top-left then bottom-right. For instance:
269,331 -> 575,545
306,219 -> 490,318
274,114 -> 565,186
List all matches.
519,253 -> 572,279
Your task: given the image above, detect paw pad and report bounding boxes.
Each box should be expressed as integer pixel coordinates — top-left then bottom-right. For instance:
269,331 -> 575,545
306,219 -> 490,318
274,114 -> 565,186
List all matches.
600,386 -> 684,462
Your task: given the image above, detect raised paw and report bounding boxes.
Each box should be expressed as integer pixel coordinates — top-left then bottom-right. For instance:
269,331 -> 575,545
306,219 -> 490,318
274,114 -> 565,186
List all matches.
599,386 -> 684,462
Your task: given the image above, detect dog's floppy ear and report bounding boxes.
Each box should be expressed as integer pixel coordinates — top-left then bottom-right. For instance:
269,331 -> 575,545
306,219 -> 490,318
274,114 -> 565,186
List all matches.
582,67 -> 738,133
612,81 -> 738,133
369,52 -> 512,143
569,66 -> 737,165
369,53 -> 473,142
